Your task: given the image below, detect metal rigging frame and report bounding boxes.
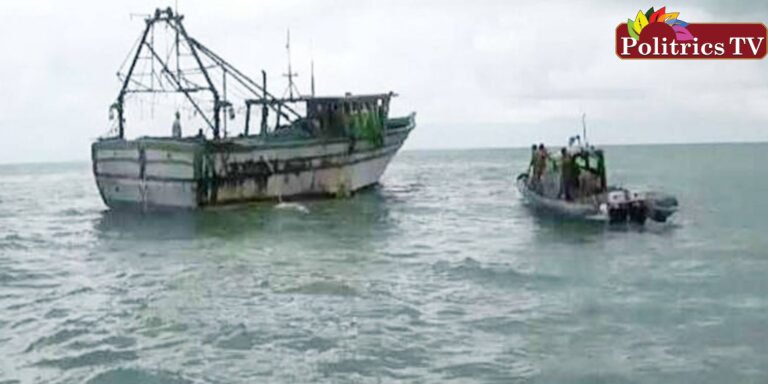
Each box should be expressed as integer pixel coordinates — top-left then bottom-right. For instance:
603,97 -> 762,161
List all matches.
113,7 -> 301,140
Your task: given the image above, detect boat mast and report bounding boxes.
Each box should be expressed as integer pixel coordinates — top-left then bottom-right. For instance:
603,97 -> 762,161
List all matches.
261,70 -> 269,135
114,8 -> 220,138
175,0 -> 180,78
174,16 -> 221,138
115,21 -> 152,139
112,8 -> 302,139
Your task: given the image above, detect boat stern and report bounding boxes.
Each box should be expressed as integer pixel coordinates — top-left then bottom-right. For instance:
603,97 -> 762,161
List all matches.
91,138 -> 203,210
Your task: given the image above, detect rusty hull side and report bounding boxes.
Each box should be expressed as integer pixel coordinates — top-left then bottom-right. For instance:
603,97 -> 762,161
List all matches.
199,121 -> 413,205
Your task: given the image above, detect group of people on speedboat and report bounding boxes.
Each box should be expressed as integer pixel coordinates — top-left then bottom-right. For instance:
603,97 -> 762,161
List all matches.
528,143 -> 605,202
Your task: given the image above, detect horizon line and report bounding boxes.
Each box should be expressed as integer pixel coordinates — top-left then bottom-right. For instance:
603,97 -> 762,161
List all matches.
1,138 -> 766,166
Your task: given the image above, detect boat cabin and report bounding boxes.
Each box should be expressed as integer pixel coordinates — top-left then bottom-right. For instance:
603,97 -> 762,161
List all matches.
305,94 -> 391,138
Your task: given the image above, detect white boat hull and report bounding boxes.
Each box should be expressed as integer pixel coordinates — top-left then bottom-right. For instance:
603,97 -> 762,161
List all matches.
92,116 -> 414,209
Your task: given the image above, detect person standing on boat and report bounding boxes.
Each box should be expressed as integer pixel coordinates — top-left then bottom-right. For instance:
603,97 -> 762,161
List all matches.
560,147 -> 574,201
528,144 -> 540,191
529,144 -> 537,175
533,144 -> 548,192
172,111 -> 182,138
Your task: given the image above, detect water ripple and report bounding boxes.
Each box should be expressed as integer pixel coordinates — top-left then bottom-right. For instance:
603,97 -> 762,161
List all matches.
1,147 -> 767,383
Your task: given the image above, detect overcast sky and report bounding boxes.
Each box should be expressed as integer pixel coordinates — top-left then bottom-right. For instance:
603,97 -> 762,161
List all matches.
0,0 -> 766,163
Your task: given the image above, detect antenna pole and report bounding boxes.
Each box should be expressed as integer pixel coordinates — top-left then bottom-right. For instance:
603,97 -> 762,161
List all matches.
309,40 -> 315,97
310,59 -> 315,97
311,59 -> 315,97
582,113 -> 588,145
283,29 -> 300,100
287,30 -> 293,100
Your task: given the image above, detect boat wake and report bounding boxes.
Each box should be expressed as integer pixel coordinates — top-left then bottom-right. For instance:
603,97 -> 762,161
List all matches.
274,202 -> 310,214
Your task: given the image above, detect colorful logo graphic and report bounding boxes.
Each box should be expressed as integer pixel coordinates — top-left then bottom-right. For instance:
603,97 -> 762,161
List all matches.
627,7 -> 693,41
616,6 -> 767,59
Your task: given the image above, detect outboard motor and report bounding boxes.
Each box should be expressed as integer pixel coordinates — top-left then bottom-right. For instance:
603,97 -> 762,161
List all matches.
607,190 -> 629,223
628,202 -> 648,224
646,192 -> 679,222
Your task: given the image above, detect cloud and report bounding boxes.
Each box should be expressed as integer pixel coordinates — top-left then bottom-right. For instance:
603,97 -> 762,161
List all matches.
0,0 -> 766,162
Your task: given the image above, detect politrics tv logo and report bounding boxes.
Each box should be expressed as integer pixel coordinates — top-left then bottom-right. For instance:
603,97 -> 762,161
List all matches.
616,6 -> 767,59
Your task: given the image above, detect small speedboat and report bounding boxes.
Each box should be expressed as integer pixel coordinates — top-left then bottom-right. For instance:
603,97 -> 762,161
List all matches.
517,142 -> 677,224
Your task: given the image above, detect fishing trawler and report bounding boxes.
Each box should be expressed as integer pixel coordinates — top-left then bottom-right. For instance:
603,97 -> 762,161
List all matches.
516,118 -> 678,224
92,8 -> 415,209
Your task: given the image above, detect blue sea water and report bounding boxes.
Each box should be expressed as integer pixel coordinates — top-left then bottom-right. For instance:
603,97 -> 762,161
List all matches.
0,144 -> 766,383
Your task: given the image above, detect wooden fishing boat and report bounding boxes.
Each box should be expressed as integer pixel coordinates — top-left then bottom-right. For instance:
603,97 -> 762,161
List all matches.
92,8 -> 415,209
